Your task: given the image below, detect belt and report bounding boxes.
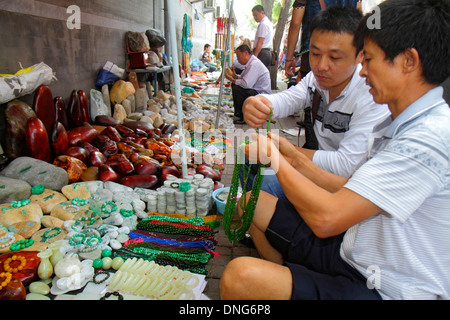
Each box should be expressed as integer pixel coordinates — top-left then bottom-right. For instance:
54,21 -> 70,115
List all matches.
261,48 -> 271,51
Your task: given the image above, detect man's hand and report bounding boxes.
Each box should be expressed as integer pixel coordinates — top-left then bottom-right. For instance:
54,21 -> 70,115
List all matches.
244,133 -> 278,166
225,73 -> 235,83
243,95 -> 273,128
284,58 -> 297,77
267,132 -> 299,165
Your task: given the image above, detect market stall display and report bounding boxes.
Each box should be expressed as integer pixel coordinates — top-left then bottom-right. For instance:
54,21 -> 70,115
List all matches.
0,69 -> 236,300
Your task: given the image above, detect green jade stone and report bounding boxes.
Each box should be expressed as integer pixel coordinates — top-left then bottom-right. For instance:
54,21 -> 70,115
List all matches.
101,249 -> 112,258
179,182 -> 191,192
31,184 -> 45,195
93,258 -> 103,269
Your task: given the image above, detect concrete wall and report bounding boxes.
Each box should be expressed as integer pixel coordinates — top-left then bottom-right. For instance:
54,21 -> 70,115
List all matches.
165,0 -> 216,63
0,0 -> 165,148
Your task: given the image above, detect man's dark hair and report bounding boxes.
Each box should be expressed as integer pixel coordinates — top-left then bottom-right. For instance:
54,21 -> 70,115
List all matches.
204,44 -> 211,50
252,5 -> 264,13
236,44 -> 252,55
310,5 -> 363,53
354,0 -> 450,85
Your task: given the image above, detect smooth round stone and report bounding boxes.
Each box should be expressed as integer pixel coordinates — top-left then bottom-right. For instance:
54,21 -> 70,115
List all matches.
102,257 -> 113,270
101,249 -> 112,257
111,257 -> 124,270
93,258 -> 103,269
110,239 -> 121,250
26,293 -> 51,300
29,281 -> 51,295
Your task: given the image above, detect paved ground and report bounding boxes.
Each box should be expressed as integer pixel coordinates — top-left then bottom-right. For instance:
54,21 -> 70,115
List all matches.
202,76 -> 305,299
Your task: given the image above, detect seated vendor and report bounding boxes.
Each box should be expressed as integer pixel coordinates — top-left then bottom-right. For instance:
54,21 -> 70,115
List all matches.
201,44 -> 217,73
225,44 -> 271,125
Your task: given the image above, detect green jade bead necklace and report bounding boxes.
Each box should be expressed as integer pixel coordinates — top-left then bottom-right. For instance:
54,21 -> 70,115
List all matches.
222,110 -> 273,244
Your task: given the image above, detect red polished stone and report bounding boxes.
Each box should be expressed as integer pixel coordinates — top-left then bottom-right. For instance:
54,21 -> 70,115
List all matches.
68,90 -> 84,128
50,121 -> 69,156
121,175 -> 158,189
67,125 -> 99,146
4,100 -> 37,160
54,96 -> 69,130
89,151 -> 107,167
105,154 -> 134,176
78,90 -> 90,123
134,158 -> 157,175
94,115 -> 120,127
114,124 -> 140,138
117,142 -> 136,156
66,146 -> 89,163
77,141 -> 100,154
32,85 -> 56,135
196,164 -> 220,181
0,251 -> 41,300
98,165 -> 121,182
123,121 -> 154,135
25,117 -> 51,162
93,135 -> 118,157
53,155 -> 87,183
160,165 -> 180,181
0,251 -> 41,286
100,126 -> 122,142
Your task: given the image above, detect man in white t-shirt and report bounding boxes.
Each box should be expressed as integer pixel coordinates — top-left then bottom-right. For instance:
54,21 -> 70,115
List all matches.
252,5 -> 274,70
220,0 -> 450,300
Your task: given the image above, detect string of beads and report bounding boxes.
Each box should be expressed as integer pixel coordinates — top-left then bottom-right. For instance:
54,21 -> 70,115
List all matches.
222,110 -> 273,243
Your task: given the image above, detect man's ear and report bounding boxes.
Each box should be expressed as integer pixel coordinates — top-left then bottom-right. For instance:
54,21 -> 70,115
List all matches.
402,48 -> 421,74
356,50 -> 364,64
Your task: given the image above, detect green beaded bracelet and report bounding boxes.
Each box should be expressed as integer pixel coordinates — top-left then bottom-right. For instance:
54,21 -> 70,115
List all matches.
86,235 -> 102,246
11,199 -> 31,208
9,238 -> 34,251
101,201 -> 117,214
41,227 -> 62,242
31,184 -> 45,195
72,197 -> 89,206
77,216 -> 97,226
119,208 -> 134,217
69,233 -> 86,246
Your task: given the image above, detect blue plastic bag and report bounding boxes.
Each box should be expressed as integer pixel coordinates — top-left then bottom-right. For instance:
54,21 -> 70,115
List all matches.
95,61 -> 125,87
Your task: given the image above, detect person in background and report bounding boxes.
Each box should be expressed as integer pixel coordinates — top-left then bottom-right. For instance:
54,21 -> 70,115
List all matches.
201,44 -> 217,72
252,5 -> 274,70
225,44 -> 271,125
221,0 -> 450,300
285,0 -> 361,82
233,38 -> 252,75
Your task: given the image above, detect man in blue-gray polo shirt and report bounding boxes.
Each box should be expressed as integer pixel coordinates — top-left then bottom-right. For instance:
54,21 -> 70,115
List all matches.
220,0 -> 450,300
